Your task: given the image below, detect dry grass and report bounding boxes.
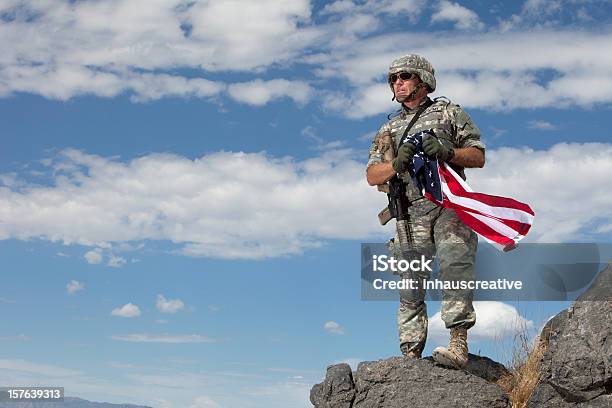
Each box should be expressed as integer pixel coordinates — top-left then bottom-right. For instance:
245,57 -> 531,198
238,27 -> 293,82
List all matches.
495,317 -> 549,408
497,337 -> 546,407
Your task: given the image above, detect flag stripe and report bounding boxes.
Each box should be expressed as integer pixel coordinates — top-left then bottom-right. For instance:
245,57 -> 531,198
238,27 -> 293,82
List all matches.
453,210 -> 518,250
440,164 -> 535,216
465,210 -> 524,242
425,185 -> 531,247
438,163 -> 534,232
438,173 -> 534,235
442,199 -> 532,236
441,179 -> 535,226
436,162 -> 534,248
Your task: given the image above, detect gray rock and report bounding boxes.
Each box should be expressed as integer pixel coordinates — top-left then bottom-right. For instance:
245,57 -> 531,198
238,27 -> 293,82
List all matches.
539,308 -> 568,344
462,354 -> 511,383
528,383 -> 612,407
576,261 -> 612,301
352,357 -> 509,408
420,353 -> 510,383
528,263 -> 612,407
310,363 -> 356,408
311,357 -> 510,408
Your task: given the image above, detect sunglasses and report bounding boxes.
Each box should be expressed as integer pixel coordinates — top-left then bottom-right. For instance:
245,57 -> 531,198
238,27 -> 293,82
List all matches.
388,72 -> 417,83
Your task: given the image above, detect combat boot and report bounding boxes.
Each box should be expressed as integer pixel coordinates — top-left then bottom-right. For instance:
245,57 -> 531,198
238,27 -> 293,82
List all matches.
432,327 -> 468,369
400,342 -> 423,359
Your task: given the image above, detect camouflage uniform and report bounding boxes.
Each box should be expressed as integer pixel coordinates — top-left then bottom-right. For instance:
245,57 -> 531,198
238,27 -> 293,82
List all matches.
367,94 -> 485,356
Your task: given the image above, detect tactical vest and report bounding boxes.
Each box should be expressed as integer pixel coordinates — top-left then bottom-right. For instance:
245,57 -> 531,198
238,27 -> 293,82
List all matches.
385,97 -> 471,204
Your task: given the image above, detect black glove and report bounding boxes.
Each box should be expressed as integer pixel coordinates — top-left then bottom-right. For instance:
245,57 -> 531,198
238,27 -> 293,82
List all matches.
422,134 -> 454,162
391,142 -> 417,173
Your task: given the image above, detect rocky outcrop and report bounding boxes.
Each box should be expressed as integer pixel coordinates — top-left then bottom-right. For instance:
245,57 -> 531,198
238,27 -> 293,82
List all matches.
527,264 -> 612,407
310,363 -> 356,408
311,264 -> 612,408
310,355 -> 511,408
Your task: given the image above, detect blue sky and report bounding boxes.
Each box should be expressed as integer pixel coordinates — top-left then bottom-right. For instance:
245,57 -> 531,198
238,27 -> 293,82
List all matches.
1,0 -> 611,407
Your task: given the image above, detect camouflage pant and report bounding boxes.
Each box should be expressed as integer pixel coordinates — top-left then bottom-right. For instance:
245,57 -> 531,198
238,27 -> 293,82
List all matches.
389,202 -> 477,355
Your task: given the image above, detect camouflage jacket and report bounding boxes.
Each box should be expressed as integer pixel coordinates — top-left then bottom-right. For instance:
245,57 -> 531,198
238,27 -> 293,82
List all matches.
367,97 -> 485,202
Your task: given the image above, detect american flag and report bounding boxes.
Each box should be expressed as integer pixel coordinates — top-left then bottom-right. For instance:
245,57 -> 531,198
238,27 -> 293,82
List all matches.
401,130 -> 535,251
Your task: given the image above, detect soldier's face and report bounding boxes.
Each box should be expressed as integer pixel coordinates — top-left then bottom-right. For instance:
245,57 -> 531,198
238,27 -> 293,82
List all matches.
392,72 -> 420,102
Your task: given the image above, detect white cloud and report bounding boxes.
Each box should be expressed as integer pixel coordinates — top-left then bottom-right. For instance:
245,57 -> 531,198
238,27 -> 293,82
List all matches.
431,1 -> 485,30
301,126 -> 346,151
523,0 -> 563,15
188,396 -> 221,408
111,334 -> 216,343
124,73 -> 225,103
111,303 -> 141,318
108,255 -> 127,268
0,0 -> 320,71
0,148 -> 384,259
324,321 -> 345,335
0,0 -> 322,103
85,248 -> 128,267
338,13 -> 380,36
227,79 -> 312,106
498,0 -> 608,31
315,29 -> 612,118
66,280 -> 85,295
1,142 -> 611,259
84,249 -> 103,264
0,65 -> 225,102
438,71 -> 551,110
0,0 -> 610,116
528,120 -> 557,130
187,0 -> 320,71
321,0 -> 425,19
428,301 -> 534,344
324,82 -> 395,119
156,294 -> 185,314
320,0 -> 358,15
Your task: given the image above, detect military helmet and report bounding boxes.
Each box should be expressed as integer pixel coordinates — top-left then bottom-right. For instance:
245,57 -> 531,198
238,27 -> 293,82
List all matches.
388,54 -> 436,92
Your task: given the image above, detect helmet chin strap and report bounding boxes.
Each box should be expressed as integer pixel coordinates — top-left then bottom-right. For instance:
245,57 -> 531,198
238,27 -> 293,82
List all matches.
394,82 -> 426,103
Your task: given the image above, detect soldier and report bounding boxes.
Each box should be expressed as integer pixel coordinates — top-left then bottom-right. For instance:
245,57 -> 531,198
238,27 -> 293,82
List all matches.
366,54 -> 486,369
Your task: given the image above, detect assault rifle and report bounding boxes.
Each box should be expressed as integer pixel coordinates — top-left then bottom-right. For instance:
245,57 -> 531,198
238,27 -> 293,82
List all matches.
376,130 -> 414,255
